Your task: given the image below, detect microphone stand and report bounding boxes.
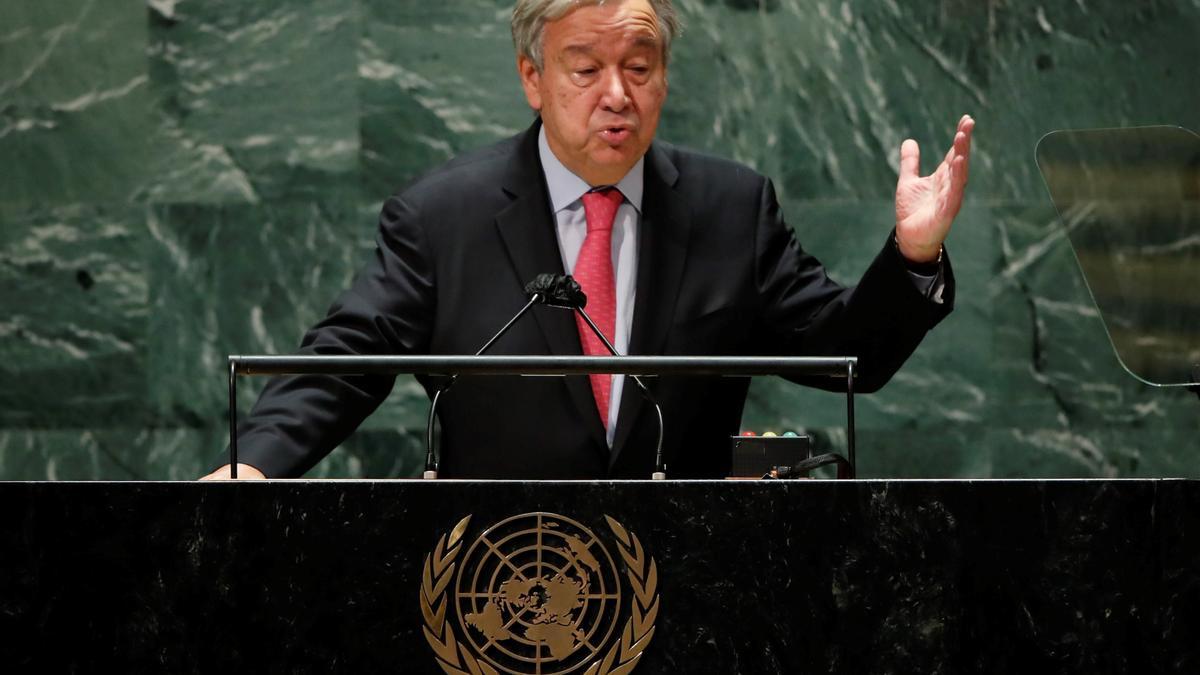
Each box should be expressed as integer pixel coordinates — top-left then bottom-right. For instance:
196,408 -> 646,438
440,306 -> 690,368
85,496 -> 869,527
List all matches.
574,306 -> 668,481
423,273 -> 668,481
422,295 -> 541,479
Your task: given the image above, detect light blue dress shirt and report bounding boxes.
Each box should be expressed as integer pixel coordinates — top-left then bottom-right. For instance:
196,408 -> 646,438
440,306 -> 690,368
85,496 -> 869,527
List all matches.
538,127 -> 641,445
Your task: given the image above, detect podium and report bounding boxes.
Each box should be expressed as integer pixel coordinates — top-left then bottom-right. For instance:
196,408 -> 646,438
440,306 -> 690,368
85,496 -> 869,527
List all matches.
2,479 -> 1197,673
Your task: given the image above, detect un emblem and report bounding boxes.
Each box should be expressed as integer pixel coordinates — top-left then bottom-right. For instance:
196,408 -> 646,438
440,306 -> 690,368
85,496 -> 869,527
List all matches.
421,512 -> 660,675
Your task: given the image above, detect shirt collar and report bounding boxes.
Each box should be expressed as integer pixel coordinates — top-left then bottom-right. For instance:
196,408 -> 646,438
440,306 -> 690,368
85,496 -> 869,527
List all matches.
538,125 -> 644,214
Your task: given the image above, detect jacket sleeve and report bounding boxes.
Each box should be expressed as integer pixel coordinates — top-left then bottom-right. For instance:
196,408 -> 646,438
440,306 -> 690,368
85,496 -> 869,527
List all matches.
225,194 -> 438,477
752,176 -> 955,393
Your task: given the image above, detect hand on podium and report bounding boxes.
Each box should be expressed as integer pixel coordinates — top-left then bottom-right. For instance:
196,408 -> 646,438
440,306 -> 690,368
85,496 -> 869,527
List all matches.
199,464 -> 267,481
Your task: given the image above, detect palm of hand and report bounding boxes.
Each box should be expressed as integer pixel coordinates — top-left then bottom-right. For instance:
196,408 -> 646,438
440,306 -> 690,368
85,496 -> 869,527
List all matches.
896,164 -> 953,254
893,115 -> 974,262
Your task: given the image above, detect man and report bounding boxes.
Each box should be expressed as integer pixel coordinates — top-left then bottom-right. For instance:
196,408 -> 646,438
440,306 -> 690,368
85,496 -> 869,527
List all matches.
203,0 -> 973,480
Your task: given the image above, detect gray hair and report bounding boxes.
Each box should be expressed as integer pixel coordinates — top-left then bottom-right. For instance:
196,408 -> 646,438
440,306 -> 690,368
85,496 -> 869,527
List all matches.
511,0 -> 682,71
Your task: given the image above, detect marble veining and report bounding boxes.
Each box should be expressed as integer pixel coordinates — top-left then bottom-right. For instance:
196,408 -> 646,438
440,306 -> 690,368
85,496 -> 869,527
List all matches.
0,0 -> 1198,479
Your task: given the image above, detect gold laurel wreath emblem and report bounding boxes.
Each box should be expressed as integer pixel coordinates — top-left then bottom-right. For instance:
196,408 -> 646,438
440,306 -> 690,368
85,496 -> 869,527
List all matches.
420,514 -> 660,675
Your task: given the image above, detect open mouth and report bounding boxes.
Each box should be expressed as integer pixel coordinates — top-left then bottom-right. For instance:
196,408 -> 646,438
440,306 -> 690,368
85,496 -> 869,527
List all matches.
599,127 -> 632,145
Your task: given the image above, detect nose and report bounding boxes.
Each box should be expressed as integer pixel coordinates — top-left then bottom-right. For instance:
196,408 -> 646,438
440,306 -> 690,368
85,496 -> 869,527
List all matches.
598,67 -> 631,113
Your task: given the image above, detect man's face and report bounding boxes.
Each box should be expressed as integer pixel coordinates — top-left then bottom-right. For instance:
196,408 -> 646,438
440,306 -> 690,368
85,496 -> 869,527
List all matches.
518,0 -> 668,186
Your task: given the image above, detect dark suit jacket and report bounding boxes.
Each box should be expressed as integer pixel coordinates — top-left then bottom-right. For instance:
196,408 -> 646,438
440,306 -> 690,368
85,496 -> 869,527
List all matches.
234,120 -> 954,479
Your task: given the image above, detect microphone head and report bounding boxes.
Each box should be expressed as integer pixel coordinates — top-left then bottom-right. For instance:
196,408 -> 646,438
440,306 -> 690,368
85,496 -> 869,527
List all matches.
525,274 -> 587,309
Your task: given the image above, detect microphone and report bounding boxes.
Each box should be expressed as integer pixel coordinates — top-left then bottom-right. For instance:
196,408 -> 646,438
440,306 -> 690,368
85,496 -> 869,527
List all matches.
424,274 -> 668,481
529,274 -> 668,481
524,273 -> 587,309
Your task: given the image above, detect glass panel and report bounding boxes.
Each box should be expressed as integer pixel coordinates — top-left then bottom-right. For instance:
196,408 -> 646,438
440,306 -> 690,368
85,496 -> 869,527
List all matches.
1036,126 -> 1200,386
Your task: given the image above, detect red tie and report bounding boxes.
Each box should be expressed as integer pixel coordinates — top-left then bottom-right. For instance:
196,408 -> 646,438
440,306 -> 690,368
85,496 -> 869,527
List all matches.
575,187 -> 623,428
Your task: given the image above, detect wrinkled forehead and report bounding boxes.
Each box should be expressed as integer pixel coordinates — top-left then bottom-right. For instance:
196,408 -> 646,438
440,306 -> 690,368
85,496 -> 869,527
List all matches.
558,34 -> 661,58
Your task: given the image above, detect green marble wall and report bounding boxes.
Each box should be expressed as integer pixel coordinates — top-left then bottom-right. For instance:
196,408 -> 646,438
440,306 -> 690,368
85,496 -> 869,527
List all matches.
2,0 -> 1198,480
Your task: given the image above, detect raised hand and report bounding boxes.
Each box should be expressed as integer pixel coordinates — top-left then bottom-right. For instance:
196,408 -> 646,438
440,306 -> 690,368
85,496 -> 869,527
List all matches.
894,115 -> 974,263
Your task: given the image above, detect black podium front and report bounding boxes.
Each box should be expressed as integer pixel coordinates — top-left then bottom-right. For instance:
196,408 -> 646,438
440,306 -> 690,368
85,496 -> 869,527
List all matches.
1,480 -> 1196,673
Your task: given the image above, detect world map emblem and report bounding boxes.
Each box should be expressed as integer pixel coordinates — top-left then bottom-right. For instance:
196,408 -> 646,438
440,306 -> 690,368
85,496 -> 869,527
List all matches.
421,512 -> 660,675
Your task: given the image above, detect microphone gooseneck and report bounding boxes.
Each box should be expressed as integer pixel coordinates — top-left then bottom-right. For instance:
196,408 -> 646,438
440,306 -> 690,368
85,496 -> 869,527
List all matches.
425,273 -> 668,481
423,293 -> 541,479
570,284 -> 668,481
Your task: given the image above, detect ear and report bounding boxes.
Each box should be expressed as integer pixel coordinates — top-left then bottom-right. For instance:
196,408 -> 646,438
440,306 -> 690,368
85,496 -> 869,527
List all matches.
517,55 -> 543,112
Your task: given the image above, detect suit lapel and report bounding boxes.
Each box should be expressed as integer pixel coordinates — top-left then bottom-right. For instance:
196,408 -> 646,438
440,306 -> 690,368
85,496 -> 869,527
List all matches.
610,143 -> 691,468
493,121 -> 608,453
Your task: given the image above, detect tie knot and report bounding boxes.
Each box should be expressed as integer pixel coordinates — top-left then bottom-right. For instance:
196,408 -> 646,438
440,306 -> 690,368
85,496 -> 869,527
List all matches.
581,187 -> 623,233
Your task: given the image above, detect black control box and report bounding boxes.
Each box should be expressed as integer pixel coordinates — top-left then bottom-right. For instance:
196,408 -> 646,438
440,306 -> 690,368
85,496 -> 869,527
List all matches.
730,435 -> 813,478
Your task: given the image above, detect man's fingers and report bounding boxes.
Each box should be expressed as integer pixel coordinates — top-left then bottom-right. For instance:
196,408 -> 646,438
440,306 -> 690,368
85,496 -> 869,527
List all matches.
941,131 -> 966,173
939,116 -> 974,183
957,113 -> 974,137
939,162 -> 952,196
952,154 -> 968,191
957,116 -> 974,158
941,156 -> 968,219
904,116 -> 975,180
958,118 -> 974,183
943,115 -> 975,165
899,139 -> 920,178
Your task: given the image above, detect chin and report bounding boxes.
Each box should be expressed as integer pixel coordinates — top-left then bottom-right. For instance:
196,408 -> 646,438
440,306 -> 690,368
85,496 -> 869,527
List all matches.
591,147 -> 642,168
